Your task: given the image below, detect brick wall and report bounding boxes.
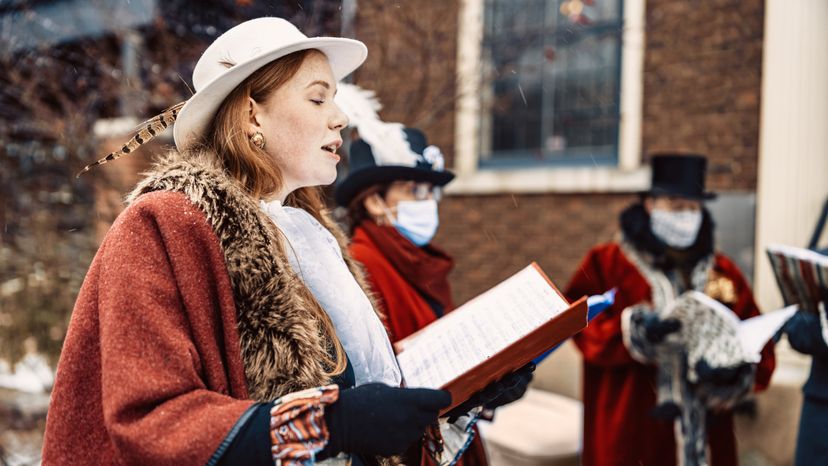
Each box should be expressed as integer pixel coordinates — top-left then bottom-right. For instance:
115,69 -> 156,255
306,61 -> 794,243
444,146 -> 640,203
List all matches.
353,0 -> 459,165
352,0 -> 764,305
436,193 -> 636,303
642,0 -> 765,191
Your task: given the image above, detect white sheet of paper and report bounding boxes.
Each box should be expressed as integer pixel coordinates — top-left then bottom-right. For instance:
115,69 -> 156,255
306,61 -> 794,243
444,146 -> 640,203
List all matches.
396,265 -> 569,389
737,304 -> 797,361
684,292 -> 794,363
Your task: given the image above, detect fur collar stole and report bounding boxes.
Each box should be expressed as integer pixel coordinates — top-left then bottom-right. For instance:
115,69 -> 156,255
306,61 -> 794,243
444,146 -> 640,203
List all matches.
126,149 -> 376,402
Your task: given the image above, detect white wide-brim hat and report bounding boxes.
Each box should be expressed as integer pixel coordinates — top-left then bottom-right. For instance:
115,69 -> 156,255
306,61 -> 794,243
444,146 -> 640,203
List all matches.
173,17 -> 367,151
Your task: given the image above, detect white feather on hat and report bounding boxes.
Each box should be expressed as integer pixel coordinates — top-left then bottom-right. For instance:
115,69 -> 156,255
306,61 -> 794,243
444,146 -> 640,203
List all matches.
335,83 -> 420,167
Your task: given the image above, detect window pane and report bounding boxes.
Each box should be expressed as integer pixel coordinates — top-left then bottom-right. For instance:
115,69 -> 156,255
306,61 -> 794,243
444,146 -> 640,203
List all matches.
480,0 -> 623,167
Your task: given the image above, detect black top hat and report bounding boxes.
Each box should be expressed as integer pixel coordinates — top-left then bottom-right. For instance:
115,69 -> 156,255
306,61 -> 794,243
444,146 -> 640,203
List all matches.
644,153 -> 717,200
335,128 -> 455,206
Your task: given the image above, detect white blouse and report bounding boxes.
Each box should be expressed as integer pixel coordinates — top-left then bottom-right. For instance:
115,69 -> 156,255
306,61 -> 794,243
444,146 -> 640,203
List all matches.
260,199 -> 401,387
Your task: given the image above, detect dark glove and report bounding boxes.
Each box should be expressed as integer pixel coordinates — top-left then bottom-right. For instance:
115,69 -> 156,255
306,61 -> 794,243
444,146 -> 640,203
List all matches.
695,359 -> 754,385
640,313 -> 682,344
784,310 -> 828,358
694,359 -> 755,410
320,383 -> 451,458
445,363 -> 535,422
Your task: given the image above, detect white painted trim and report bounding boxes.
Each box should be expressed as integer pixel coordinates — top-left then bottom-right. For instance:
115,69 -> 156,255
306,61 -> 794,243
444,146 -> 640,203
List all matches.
93,117 -> 174,142
618,0 -> 646,171
753,0 -> 828,311
93,117 -> 141,138
452,0 -> 647,195
445,165 -> 650,194
454,0 -> 483,178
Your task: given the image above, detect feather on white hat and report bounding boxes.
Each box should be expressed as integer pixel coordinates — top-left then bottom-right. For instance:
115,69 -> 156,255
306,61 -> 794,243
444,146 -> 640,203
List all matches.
334,83 -> 419,166
333,83 -> 454,206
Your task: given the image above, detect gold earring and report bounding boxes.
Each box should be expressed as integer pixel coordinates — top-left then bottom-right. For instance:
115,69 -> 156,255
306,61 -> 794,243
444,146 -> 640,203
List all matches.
249,131 -> 266,149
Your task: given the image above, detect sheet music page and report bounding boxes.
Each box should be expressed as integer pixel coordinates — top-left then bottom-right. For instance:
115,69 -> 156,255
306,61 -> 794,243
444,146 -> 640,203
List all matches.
396,265 -> 569,389
685,292 -> 796,362
738,304 -> 798,360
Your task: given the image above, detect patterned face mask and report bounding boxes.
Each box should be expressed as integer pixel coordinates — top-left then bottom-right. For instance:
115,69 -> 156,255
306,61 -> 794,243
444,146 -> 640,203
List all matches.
650,208 -> 703,249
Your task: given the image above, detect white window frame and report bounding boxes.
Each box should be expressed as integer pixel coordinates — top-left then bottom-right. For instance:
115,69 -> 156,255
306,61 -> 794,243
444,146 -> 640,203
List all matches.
450,0 -> 649,195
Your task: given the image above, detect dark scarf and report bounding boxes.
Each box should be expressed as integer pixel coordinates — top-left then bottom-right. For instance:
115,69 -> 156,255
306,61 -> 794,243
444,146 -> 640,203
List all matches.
619,202 -> 715,272
359,220 -> 456,312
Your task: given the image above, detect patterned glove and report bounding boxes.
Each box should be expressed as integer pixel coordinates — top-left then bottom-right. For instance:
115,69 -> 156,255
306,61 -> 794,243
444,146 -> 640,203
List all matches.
640,312 -> 682,344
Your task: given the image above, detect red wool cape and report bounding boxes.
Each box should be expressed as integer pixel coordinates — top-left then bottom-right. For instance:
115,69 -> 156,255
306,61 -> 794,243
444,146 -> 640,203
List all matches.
42,192 -> 254,465
564,242 -> 776,466
44,151 -> 396,466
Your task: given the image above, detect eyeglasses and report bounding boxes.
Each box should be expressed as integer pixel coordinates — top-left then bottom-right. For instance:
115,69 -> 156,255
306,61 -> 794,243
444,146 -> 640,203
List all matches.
390,181 -> 442,202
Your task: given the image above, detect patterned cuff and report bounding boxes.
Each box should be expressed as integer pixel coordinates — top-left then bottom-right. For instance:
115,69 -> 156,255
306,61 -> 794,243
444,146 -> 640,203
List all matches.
270,385 -> 340,465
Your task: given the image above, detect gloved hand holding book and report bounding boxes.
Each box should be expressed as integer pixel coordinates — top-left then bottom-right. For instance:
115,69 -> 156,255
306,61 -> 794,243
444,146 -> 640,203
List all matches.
444,363 -> 536,422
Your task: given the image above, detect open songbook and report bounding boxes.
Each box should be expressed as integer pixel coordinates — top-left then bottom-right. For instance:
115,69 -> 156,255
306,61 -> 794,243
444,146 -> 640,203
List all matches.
686,291 -> 796,362
766,243 -> 828,345
766,243 -> 828,313
393,263 -> 588,413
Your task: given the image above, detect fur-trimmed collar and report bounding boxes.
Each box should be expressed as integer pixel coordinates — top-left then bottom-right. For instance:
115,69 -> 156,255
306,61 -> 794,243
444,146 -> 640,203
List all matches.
619,202 -> 715,271
126,149 -> 377,402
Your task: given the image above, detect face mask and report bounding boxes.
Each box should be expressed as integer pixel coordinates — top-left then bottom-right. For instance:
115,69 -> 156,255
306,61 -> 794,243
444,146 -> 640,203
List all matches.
650,208 -> 703,249
386,199 -> 439,247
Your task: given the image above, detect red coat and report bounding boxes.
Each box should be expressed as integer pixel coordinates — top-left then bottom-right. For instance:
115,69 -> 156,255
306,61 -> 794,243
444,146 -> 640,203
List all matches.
43,153 -> 379,465
43,192 -> 254,465
349,225 -> 489,466
564,242 -> 776,466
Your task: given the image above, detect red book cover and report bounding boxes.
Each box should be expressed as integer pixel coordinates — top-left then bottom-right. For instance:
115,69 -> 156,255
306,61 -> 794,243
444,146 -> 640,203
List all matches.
394,263 -> 588,414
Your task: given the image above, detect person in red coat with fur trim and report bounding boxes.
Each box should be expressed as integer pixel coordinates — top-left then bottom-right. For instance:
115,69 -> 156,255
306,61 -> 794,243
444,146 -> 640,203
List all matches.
564,154 -> 775,466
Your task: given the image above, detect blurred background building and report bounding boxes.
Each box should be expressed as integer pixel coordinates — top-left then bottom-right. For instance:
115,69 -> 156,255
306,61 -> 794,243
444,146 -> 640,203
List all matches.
0,1 -> 826,465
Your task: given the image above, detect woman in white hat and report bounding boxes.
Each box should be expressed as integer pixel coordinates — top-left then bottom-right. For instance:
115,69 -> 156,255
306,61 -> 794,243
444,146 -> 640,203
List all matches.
41,18 -> 473,466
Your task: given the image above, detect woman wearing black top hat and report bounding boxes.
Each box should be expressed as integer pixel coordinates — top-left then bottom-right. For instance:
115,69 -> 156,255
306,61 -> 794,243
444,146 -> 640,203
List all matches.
335,127 -> 534,466
563,154 -> 776,466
